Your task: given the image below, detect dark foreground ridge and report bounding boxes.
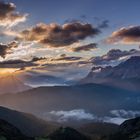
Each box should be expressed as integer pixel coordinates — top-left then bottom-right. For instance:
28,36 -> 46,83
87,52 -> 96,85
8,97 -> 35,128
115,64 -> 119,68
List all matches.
0,119 -> 33,140
102,117 -> 140,140
0,113 -> 139,140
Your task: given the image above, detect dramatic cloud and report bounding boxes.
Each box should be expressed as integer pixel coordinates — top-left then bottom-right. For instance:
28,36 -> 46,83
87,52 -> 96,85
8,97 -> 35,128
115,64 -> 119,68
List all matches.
71,43 -> 97,52
47,109 -> 95,122
18,22 -> 100,47
0,41 -> 18,58
107,26 -> 140,44
89,49 -> 140,66
0,1 -> 27,27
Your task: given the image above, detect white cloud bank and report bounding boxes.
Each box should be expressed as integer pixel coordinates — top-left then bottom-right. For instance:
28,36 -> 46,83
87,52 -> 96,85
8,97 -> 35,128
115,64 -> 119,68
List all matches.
43,109 -> 140,125
48,109 -> 96,122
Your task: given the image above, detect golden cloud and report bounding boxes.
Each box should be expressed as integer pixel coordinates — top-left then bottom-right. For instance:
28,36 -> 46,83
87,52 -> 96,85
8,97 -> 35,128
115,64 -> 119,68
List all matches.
17,22 -> 100,47
107,26 -> 140,44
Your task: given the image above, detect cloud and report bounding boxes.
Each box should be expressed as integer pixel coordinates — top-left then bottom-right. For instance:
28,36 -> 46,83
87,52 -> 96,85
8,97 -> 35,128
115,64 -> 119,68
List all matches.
103,109 -> 140,125
17,22 -> 100,47
89,49 -> 140,66
102,117 -> 126,125
98,20 -> 109,29
43,109 -> 140,125
0,41 -> 18,58
51,54 -> 82,61
0,59 -> 38,69
107,26 -> 140,44
0,1 -> 27,27
47,109 -> 95,122
110,109 -> 140,118
71,43 -> 97,52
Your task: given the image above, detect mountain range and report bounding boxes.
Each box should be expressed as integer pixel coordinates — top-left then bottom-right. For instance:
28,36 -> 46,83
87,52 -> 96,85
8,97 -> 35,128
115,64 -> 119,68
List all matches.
0,83 -> 139,122
0,106 -> 139,140
81,56 -> 140,91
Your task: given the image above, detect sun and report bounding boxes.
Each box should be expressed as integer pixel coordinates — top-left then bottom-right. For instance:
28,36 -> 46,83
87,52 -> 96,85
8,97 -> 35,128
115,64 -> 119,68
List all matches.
0,68 -> 20,76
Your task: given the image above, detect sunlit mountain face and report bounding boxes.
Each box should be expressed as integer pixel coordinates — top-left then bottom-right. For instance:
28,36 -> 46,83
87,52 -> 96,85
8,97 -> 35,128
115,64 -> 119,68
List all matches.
0,0 -> 140,140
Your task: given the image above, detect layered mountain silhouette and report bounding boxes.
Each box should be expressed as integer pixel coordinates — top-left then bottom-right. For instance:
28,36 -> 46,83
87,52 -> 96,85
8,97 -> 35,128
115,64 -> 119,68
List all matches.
81,56 -> 140,91
0,75 -> 31,94
0,84 -> 139,120
0,106 -> 139,140
0,106 -> 58,137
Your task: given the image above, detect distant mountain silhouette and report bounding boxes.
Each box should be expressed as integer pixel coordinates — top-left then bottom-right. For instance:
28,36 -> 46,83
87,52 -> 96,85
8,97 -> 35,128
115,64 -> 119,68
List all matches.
0,75 -> 31,94
81,56 -> 140,91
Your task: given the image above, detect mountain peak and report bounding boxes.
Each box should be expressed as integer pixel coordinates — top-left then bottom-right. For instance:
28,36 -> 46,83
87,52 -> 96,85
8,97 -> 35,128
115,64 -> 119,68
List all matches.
119,56 -> 140,67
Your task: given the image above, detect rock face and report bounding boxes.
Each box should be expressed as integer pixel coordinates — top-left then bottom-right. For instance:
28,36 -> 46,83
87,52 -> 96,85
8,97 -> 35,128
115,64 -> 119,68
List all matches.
81,56 -> 140,91
0,119 -> 33,140
37,127 -> 90,140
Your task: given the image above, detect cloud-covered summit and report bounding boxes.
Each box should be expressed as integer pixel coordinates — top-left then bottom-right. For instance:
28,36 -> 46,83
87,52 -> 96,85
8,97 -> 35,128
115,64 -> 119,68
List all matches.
90,49 -> 140,66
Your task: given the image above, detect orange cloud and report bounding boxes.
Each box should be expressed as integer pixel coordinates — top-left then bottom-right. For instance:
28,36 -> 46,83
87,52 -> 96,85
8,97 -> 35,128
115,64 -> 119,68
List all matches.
17,22 -> 100,47
107,26 -> 140,44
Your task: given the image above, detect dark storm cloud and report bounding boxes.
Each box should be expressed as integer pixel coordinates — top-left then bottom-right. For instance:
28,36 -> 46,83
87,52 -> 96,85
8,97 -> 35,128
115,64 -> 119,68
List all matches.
107,26 -> 140,44
90,49 -> 139,65
18,22 -> 100,47
0,41 -> 18,58
0,1 -> 27,26
71,43 -> 97,52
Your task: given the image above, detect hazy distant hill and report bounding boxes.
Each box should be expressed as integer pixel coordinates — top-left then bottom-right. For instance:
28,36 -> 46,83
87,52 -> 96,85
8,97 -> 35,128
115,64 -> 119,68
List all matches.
0,84 -> 139,120
81,56 -> 140,91
0,75 -> 31,94
18,73 -> 67,86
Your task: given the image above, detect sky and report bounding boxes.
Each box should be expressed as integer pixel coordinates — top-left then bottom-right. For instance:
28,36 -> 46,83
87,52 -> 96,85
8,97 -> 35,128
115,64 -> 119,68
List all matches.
0,0 -> 140,79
